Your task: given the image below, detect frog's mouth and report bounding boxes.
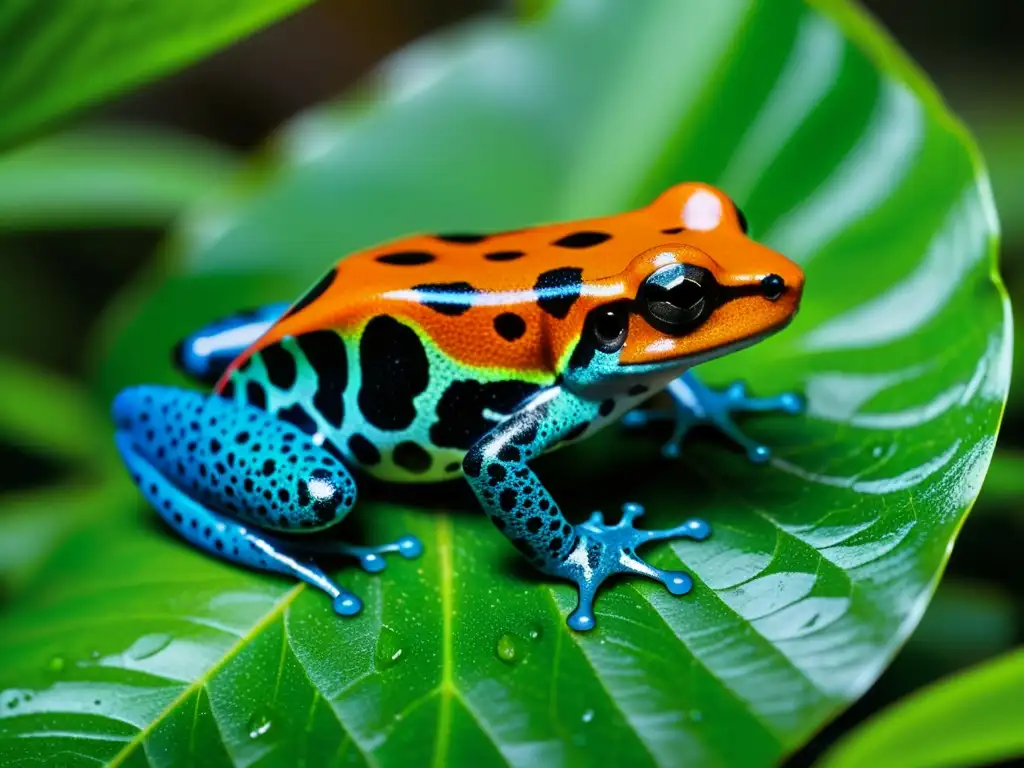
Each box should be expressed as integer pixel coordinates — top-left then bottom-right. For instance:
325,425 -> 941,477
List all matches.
615,310 -> 797,375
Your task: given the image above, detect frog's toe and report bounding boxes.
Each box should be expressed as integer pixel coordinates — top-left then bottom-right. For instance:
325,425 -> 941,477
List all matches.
332,593 -> 363,617
555,503 -> 709,631
621,408 -> 674,430
288,533 -> 424,574
722,382 -> 804,416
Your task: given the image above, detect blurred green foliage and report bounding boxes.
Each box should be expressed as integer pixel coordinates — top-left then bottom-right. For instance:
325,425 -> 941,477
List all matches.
822,649 -> 1024,768
0,0 -> 316,149
0,0 -> 1018,767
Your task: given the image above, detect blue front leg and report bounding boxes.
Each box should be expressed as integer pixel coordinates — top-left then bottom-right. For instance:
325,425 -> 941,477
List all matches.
464,387 -> 710,632
113,385 -> 420,615
622,371 -> 803,463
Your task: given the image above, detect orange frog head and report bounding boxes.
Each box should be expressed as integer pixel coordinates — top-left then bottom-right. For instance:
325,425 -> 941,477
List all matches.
552,183 -> 804,395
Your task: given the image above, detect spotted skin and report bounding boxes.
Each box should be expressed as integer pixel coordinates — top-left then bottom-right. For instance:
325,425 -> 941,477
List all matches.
114,182 -> 806,630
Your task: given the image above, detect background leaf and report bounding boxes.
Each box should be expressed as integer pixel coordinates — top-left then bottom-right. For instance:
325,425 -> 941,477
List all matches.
0,0 -> 316,149
0,0 -> 1009,766
0,357 -> 110,466
820,648 -> 1024,768
0,126 -> 237,230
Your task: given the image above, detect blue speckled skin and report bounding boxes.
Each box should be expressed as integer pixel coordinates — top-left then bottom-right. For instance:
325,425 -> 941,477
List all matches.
113,385 -> 421,616
115,300 -> 801,631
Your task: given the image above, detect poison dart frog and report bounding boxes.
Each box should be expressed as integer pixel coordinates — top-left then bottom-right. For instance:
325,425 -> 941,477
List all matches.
113,183 -> 804,631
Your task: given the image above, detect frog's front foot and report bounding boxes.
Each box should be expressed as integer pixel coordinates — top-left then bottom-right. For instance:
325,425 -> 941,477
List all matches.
623,372 -> 802,464
552,503 -> 710,631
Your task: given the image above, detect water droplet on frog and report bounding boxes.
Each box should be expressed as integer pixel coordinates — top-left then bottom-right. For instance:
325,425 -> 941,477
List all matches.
496,634 -> 523,665
126,633 -> 172,661
871,445 -> 883,458
375,627 -> 404,669
247,707 -> 275,740
527,624 -> 543,642
47,655 -> 65,673
581,709 -> 594,724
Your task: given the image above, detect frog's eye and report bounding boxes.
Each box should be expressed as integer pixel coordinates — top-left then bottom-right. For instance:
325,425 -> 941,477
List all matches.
639,263 -> 716,333
586,303 -> 630,353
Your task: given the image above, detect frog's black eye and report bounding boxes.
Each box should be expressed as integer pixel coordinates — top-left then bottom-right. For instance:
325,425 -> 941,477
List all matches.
640,263 -> 716,333
587,304 -> 629,353
733,202 -> 749,234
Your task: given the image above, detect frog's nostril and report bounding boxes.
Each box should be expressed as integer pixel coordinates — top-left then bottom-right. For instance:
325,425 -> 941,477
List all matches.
760,274 -> 785,301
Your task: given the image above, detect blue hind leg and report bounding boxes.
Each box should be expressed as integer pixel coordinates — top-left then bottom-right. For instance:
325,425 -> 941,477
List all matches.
118,433 -> 363,615
113,385 -> 422,614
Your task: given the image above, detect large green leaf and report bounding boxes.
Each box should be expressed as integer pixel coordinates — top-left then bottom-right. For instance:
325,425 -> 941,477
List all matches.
0,0 -> 315,149
0,126 -> 237,230
1,0 -> 1009,766
0,357 -> 111,466
820,648 -> 1024,768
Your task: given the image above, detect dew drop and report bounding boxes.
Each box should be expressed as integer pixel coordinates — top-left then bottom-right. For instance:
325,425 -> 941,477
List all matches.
375,627 -> 404,669
248,706 -> 275,740
1,689 -> 27,710
527,624 -> 543,642
496,634 -> 522,665
126,633 -> 172,661
581,709 -> 594,724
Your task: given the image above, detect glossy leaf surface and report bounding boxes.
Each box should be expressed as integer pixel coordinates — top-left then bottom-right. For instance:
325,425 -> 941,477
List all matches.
0,0 -> 315,149
0,1 -> 1009,766
820,649 -> 1024,768
0,127 -> 237,230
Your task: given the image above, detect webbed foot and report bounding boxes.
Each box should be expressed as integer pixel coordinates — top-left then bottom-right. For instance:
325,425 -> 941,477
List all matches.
553,503 -> 710,631
623,373 -> 802,464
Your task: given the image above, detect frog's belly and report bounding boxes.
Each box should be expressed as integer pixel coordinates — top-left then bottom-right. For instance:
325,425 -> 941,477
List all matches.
224,330 -> 555,484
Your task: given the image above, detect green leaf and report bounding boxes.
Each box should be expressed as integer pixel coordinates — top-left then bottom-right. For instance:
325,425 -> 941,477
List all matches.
973,114 -> 1024,247
820,648 -> 1024,768
0,0 -> 315,149
0,357 -> 110,466
0,126 -> 237,230
0,480 -> 132,597
4,0 -> 1009,766
973,450 -> 1024,512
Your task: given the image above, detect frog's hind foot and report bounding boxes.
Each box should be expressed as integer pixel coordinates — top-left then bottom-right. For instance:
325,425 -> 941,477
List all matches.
287,535 -> 423,574
623,373 -> 802,464
554,503 -> 710,631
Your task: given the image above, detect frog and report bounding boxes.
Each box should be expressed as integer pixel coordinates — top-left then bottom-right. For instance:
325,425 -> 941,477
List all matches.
112,182 -> 804,631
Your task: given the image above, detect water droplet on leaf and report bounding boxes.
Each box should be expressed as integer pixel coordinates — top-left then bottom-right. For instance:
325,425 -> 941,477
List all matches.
248,707 -> 275,739
375,627 -> 404,668
527,624 -> 543,642
496,634 -> 522,665
126,633 -> 172,661
582,709 -> 594,724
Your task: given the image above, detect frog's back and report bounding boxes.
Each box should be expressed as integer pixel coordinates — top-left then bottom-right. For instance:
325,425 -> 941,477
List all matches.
213,187 -> 730,482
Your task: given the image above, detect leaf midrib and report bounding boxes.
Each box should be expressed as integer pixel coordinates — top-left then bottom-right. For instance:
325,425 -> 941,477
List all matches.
105,582 -> 306,767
